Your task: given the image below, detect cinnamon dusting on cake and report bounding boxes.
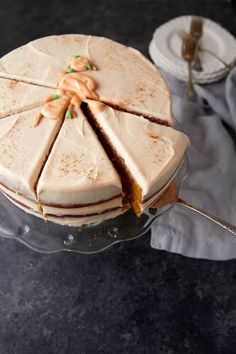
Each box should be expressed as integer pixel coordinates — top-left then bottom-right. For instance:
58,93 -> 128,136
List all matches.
148,134 -> 159,139
9,80 -> 19,90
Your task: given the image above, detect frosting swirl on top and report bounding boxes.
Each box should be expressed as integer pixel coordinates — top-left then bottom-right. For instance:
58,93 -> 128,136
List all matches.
34,56 -> 98,126
42,96 -> 70,120
58,73 -> 98,100
70,56 -> 97,72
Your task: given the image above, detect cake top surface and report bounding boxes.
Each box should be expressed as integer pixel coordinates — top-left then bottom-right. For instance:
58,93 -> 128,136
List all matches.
87,100 -> 189,199
0,34 -> 172,124
0,34 -> 189,223
0,108 -> 62,199
0,78 -> 55,119
37,106 -> 122,205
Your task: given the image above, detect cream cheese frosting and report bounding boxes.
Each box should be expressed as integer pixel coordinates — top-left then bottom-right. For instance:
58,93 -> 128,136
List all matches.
0,108 -> 62,200
0,34 -> 172,125
0,78 -> 55,119
86,100 -> 189,212
36,106 -> 123,212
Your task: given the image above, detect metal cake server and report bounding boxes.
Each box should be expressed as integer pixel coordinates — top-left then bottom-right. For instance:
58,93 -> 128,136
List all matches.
151,182 -> 236,237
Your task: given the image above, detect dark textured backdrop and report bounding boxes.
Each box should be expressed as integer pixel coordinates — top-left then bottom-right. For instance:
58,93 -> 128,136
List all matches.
0,1 -> 236,353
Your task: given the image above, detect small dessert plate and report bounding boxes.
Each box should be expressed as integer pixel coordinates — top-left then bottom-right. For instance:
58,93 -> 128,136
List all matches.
149,16 -> 236,83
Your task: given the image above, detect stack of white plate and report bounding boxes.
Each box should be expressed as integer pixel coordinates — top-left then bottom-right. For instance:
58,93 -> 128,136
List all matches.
149,16 -> 236,84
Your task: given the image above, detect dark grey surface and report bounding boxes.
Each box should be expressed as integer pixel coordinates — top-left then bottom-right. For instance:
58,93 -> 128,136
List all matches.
0,0 -> 236,353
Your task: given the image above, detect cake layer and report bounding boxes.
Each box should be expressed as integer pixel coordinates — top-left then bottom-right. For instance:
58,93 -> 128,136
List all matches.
0,34 -> 172,125
36,106 -> 123,211
0,78 -> 55,119
42,196 -> 123,216
2,191 -> 123,226
1,182 -> 122,216
0,108 -> 62,200
86,100 -> 189,213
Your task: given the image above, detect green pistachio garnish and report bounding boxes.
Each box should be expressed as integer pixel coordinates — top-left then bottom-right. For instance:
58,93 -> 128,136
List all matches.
66,67 -> 75,74
52,94 -> 61,100
66,110 -> 73,119
72,55 -> 80,59
86,63 -> 92,71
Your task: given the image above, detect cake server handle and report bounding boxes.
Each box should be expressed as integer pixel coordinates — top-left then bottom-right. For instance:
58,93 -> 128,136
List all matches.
173,198 -> 236,237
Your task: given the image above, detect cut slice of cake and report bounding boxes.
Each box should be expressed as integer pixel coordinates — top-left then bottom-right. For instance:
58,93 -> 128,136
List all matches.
85,100 -> 189,215
36,106 -> 123,224
0,78 -> 55,119
0,107 -> 63,212
0,35 -> 172,125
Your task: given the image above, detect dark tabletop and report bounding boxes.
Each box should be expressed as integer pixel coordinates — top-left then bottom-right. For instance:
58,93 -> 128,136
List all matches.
0,0 -> 236,353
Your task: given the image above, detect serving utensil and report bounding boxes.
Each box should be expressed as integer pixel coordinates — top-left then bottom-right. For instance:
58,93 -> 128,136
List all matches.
190,17 -> 204,71
152,182 -> 236,237
181,36 -> 197,101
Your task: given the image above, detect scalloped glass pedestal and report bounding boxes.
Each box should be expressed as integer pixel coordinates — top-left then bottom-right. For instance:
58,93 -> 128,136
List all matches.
0,157 -> 188,254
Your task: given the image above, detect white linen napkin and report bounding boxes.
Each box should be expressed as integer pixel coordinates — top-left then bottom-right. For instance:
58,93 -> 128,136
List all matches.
150,68 -> 236,260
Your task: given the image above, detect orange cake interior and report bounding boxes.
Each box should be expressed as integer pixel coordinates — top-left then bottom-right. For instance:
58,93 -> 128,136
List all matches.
83,103 -> 143,215
84,100 -> 190,216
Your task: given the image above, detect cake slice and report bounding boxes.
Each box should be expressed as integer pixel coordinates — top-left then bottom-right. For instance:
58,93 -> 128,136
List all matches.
0,34 -> 172,125
0,107 -> 63,211
36,106 -> 123,223
86,100 -> 189,215
0,78 -> 55,119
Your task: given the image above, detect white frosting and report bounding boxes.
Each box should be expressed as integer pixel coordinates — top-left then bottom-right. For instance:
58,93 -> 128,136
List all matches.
0,34 -> 172,124
0,78 -> 55,119
0,116 -> 17,138
37,107 -> 122,208
0,108 -> 62,199
87,100 -> 189,200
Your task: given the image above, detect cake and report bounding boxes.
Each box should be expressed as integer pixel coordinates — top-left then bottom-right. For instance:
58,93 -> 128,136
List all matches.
0,107 -> 62,211
0,34 -> 189,226
85,100 -> 189,215
36,106 -> 123,226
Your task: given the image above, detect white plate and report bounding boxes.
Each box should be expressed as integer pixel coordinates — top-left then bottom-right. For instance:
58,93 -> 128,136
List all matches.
149,40 -> 229,84
149,16 -> 236,83
150,39 -> 228,77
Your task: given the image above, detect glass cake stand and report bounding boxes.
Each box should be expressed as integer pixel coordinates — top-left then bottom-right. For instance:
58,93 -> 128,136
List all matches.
0,156 -> 188,254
